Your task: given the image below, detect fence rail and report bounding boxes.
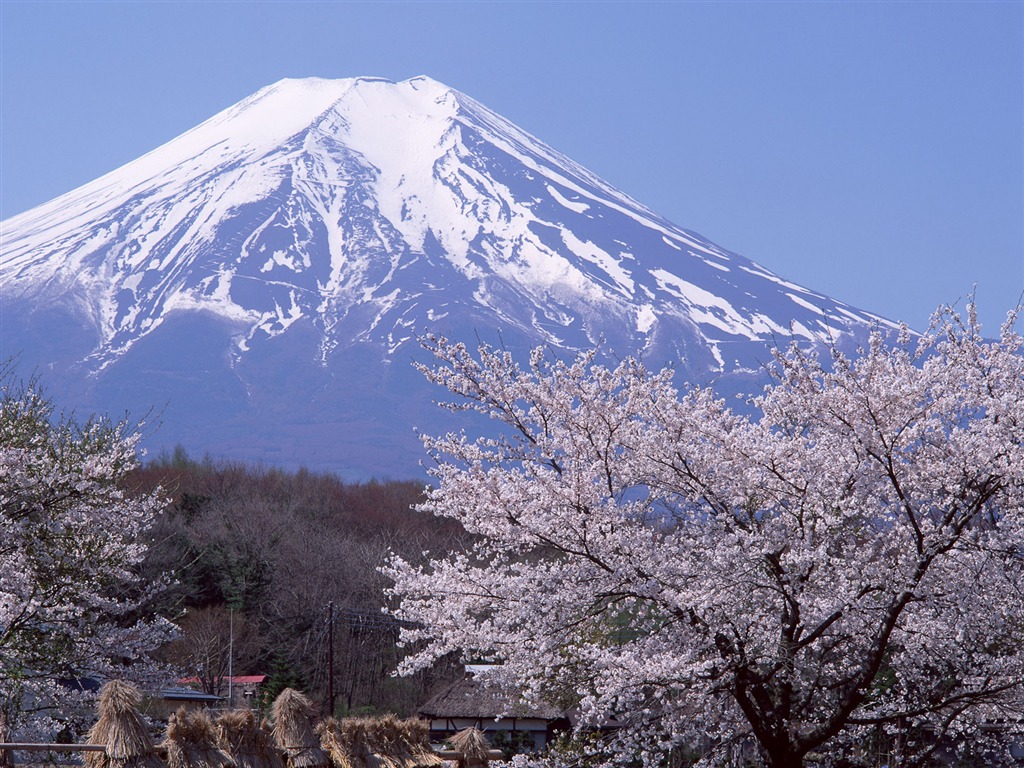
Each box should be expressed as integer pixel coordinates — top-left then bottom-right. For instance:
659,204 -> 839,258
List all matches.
435,750 -> 503,761
0,746 -> 105,753
0,745 -> 503,760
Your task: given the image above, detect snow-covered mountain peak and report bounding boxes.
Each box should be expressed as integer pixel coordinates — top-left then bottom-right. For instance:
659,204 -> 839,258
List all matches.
0,76 -> 901,478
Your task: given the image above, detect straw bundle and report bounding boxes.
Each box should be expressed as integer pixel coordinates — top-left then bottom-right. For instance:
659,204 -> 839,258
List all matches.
216,710 -> 284,768
317,717 -> 443,768
389,718 -> 443,768
86,680 -> 164,768
271,690 -> 330,768
164,708 -> 234,768
315,719 -> 353,768
352,717 -> 402,768
448,729 -> 490,768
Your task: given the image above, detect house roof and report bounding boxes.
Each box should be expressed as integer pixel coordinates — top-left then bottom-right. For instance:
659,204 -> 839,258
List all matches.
160,686 -> 223,702
418,677 -> 564,721
178,675 -> 268,685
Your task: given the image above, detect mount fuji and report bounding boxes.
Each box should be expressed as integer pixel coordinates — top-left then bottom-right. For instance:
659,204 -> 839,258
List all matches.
0,76 -> 898,479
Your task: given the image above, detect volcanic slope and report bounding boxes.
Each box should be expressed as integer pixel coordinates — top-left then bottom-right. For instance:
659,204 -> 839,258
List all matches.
0,76 -> 898,478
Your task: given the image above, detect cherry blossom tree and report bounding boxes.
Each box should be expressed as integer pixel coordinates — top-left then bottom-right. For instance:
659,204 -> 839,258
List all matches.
386,303 -> 1024,767
0,371 -> 173,737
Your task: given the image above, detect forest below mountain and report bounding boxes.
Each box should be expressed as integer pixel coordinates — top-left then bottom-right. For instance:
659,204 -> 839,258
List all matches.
130,449 -> 467,717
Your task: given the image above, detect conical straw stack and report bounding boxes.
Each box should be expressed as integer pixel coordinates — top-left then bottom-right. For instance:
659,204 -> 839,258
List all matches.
271,690 -> 329,768
86,681 -> 164,768
448,729 -> 489,768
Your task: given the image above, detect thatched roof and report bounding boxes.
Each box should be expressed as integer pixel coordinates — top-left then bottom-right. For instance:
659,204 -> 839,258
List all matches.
163,708 -> 234,768
86,681 -> 164,768
271,690 -> 330,768
317,716 -> 443,768
216,710 -> 284,768
418,678 -> 562,721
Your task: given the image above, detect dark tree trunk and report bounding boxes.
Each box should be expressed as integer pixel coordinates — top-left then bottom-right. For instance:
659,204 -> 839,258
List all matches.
761,737 -> 804,768
0,710 -> 13,768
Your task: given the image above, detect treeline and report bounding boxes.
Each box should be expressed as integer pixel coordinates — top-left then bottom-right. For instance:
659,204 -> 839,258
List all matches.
129,448 -> 467,717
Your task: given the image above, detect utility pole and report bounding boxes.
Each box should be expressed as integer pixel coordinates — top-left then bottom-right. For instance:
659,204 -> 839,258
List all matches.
228,606 -> 234,705
327,601 -> 335,716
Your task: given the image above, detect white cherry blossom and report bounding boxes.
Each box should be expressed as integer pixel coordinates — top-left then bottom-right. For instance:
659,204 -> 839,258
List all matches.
387,302 -> 1024,767
0,372 -> 174,737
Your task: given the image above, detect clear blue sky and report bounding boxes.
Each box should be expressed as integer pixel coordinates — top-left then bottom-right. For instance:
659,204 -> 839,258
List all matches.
1,0 -> 1021,333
